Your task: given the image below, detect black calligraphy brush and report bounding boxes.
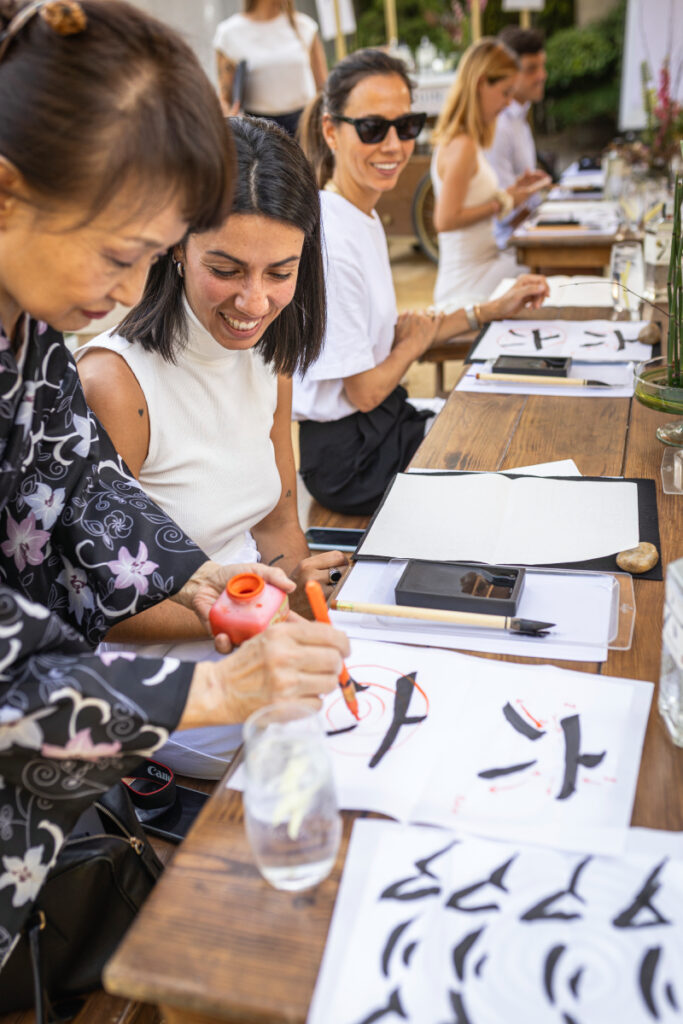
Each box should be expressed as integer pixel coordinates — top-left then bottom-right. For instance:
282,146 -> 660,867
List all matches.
333,598 -> 552,634
475,372 -> 613,387
334,600 -> 554,637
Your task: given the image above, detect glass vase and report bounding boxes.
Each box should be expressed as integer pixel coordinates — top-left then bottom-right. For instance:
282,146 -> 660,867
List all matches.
634,356 -> 683,446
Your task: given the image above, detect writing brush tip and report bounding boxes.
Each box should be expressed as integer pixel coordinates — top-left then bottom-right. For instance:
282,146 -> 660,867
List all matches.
509,618 -> 556,636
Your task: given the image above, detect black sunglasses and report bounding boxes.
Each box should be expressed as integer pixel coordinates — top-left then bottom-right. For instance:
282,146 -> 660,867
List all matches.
333,112 -> 427,144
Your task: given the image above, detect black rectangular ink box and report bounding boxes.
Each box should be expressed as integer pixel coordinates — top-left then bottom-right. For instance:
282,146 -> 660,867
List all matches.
395,561 -> 526,617
491,355 -> 572,377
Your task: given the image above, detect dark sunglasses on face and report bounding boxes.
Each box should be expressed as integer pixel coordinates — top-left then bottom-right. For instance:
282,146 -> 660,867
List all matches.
333,112 -> 427,144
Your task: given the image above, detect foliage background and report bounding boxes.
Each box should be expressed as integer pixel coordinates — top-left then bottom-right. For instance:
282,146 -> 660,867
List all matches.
352,0 -> 625,134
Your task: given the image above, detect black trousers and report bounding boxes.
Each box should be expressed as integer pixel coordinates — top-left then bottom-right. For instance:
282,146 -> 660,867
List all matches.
299,386 -> 434,516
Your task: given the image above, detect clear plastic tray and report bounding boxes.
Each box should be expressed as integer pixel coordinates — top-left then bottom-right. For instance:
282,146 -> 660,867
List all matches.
333,560 -> 635,655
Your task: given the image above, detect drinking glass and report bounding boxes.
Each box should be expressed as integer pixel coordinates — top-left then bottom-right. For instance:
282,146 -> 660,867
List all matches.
609,241 -> 644,320
243,701 -> 342,891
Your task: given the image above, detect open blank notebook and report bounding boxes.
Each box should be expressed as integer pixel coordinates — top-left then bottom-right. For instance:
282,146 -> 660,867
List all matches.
356,473 -> 640,566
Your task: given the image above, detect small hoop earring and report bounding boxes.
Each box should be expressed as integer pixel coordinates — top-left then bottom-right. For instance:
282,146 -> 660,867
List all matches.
175,260 -> 184,278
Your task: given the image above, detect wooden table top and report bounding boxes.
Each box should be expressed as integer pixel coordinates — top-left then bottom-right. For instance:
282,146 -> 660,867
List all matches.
105,356 -> 683,1024
510,228 -> 642,275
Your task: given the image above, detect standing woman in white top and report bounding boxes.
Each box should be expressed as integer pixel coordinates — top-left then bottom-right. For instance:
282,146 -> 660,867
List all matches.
293,50 -> 548,516
214,0 -> 327,135
77,118 -> 347,777
431,38 -> 547,307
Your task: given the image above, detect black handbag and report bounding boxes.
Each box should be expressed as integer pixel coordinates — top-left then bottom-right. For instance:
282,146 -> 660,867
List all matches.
0,780 -> 163,1023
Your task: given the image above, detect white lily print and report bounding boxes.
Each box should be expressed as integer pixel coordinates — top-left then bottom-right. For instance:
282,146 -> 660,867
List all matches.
15,382 -> 37,436
71,412 -> 93,457
24,482 -> 66,530
56,556 -> 95,624
0,845 -> 50,907
0,706 -> 53,752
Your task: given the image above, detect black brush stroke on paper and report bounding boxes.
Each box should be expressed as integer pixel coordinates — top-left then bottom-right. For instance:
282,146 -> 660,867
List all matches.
381,918 -> 414,978
503,701 -> 546,740
380,840 -> 458,902
612,861 -> 671,929
521,856 -> 591,922
556,715 -> 606,801
452,927 -> 485,982
544,943 -> 566,1003
368,672 -> 427,769
355,987 -> 408,1024
445,856 -> 517,914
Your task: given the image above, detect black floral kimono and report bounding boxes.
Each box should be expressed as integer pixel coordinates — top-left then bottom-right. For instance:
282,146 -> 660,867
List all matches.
0,317 -> 209,972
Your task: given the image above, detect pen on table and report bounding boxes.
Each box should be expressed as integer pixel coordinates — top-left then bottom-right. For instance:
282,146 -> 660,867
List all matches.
305,579 -> 360,720
475,372 -> 612,388
334,599 -> 554,637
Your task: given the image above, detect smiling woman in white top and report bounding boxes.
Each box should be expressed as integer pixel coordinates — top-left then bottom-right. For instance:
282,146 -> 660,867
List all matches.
214,0 -> 327,135
293,50 -> 548,516
77,118 -> 346,776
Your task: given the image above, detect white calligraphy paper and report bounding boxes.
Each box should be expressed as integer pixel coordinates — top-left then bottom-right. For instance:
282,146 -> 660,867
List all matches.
231,639 -> 652,835
356,473 -> 640,565
489,275 -> 613,308
469,319 -> 651,363
308,819 -> 683,1024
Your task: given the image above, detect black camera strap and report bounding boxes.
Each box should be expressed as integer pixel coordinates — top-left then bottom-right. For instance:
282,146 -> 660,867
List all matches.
122,758 -> 177,823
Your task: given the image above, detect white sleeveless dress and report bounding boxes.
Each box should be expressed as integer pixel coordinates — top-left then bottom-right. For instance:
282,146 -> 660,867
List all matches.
76,300 -> 281,777
431,143 -> 523,308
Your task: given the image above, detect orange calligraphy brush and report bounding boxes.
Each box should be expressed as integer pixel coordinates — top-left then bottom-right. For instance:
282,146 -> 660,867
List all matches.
305,579 -> 360,721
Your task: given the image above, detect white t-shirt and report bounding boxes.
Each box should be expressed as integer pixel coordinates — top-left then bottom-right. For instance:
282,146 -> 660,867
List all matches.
293,190 -> 398,422
486,100 -> 540,247
214,11 -> 317,114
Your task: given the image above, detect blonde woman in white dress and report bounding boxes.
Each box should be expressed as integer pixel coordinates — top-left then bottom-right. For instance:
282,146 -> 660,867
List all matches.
431,38 -> 548,307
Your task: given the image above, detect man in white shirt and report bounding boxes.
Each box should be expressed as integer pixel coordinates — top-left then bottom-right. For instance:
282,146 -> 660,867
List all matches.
487,26 -> 549,246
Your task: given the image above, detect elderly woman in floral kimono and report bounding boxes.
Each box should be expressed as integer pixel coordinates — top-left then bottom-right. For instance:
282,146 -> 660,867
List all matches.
0,0 -> 347,975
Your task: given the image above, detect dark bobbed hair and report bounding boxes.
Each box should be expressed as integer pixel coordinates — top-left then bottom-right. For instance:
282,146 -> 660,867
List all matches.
497,25 -> 545,57
119,117 -> 325,377
298,49 -> 414,188
0,0 -> 233,230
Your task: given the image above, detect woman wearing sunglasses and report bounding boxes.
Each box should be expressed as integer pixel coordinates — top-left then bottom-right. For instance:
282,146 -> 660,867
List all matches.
431,38 -> 550,308
295,49 -> 548,516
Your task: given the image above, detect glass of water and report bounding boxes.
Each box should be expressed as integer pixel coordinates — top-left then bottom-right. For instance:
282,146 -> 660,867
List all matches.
243,701 -> 342,891
609,241 -> 645,320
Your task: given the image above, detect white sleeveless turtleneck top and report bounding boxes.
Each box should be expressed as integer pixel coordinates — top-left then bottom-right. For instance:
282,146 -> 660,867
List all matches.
78,300 -> 281,579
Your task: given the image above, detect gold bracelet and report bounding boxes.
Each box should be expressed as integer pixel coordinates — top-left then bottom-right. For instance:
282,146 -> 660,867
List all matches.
473,304 -> 483,328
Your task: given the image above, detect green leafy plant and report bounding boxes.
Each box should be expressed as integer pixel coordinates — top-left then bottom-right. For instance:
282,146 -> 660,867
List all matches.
668,172 -> 682,386
542,0 -> 625,131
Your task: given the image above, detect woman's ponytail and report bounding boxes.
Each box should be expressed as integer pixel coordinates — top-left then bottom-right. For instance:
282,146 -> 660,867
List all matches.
298,92 -> 333,188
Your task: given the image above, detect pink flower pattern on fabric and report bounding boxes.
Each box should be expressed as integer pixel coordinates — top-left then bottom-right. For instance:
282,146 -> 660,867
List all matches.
42,728 -> 122,761
107,541 -> 159,595
1,512 -> 50,572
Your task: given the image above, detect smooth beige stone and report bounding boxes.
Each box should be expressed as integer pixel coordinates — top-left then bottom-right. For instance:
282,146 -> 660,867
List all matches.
638,322 -> 661,345
616,542 -> 659,573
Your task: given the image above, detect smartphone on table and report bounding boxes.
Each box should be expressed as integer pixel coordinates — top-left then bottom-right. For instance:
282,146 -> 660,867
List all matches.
304,527 -> 365,552
137,784 -> 209,844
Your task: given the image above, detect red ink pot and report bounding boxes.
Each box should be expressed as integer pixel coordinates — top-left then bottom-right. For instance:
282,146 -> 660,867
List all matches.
209,572 -> 289,645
